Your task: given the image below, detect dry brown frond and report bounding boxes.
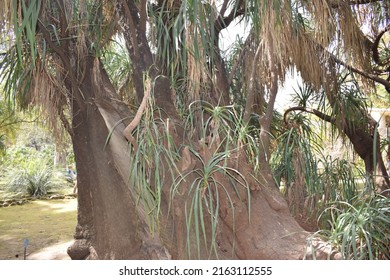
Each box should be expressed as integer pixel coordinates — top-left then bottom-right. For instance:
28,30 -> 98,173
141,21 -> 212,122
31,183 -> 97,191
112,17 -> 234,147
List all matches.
305,0 -> 336,47
293,30 -> 330,92
247,0 -> 382,99
337,3 -> 372,70
185,23 -> 207,105
248,1 -> 326,95
335,3 -> 375,93
28,59 -> 70,141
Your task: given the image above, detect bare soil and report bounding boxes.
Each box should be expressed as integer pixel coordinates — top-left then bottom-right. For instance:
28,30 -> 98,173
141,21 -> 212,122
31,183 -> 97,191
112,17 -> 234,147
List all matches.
0,198 -> 77,260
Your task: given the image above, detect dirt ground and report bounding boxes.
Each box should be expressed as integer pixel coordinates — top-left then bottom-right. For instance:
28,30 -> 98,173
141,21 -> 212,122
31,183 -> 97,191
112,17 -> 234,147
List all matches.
27,240 -> 73,260
0,198 -> 77,260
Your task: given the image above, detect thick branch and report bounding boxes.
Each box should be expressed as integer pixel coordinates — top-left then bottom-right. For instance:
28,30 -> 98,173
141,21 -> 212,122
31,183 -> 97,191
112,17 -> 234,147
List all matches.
139,0 -> 147,33
37,21 -> 67,66
283,106 -> 334,125
257,39 -> 280,163
284,106 -> 390,189
215,1 -> 244,33
209,2 -> 240,106
58,106 -> 73,136
332,54 -> 390,92
310,38 -> 390,92
372,24 -> 390,66
329,0 -> 385,8
243,43 -> 261,123
219,0 -> 230,17
119,0 -> 140,58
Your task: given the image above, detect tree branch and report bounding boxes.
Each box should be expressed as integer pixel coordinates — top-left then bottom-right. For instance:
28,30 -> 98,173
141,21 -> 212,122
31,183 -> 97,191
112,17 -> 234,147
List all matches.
283,106 -> 334,125
58,106 -> 73,136
309,36 -> 390,92
0,118 -> 39,129
372,24 -> 390,66
219,0 -> 230,17
139,0 -> 147,33
331,53 -> 390,92
215,1 -> 244,33
329,0 -> 385,8
244,42 -> 261,123
347,0 -> 384,4
119,0 -> 140,58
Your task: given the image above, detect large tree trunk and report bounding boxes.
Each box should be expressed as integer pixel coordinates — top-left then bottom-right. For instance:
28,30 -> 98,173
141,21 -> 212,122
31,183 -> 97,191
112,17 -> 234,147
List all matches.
67,57 -> 144,259
66,56 -> 329,260
60,0 -> 336,261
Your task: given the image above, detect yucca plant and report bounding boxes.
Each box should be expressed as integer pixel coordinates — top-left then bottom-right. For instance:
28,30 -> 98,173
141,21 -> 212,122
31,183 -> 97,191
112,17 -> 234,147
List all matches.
171,144 -> 250,259
128,118 -> 180,233
317,157 -> 360,204
318,194 -> 390,259
271,119 -> 321,216
171,103 -> 251,259
2,161 -> 65,197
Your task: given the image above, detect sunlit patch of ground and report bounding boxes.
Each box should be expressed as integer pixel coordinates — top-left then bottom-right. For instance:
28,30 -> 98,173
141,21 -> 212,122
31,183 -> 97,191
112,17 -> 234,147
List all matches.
27,240 -> 74,260
34,199 -> 77,214
0,199 -> 77,260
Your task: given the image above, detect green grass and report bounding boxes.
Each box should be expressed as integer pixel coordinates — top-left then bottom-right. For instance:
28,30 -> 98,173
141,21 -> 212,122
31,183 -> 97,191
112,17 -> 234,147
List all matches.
0,198 -> 77,259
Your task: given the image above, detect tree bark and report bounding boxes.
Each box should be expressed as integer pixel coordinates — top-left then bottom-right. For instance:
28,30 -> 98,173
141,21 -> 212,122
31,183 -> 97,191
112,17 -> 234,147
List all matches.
64,55 -> 332,260
65,0 -> 332,260
67,57 -> 144,259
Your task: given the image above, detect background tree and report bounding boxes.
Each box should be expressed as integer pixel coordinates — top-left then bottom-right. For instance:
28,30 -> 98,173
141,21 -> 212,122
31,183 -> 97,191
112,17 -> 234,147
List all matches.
0,0 -> 389,259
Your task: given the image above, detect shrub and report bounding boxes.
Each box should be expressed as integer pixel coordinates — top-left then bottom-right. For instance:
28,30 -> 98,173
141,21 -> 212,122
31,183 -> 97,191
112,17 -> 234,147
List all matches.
318,195 -> 390,259
2,161 -> 66,197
